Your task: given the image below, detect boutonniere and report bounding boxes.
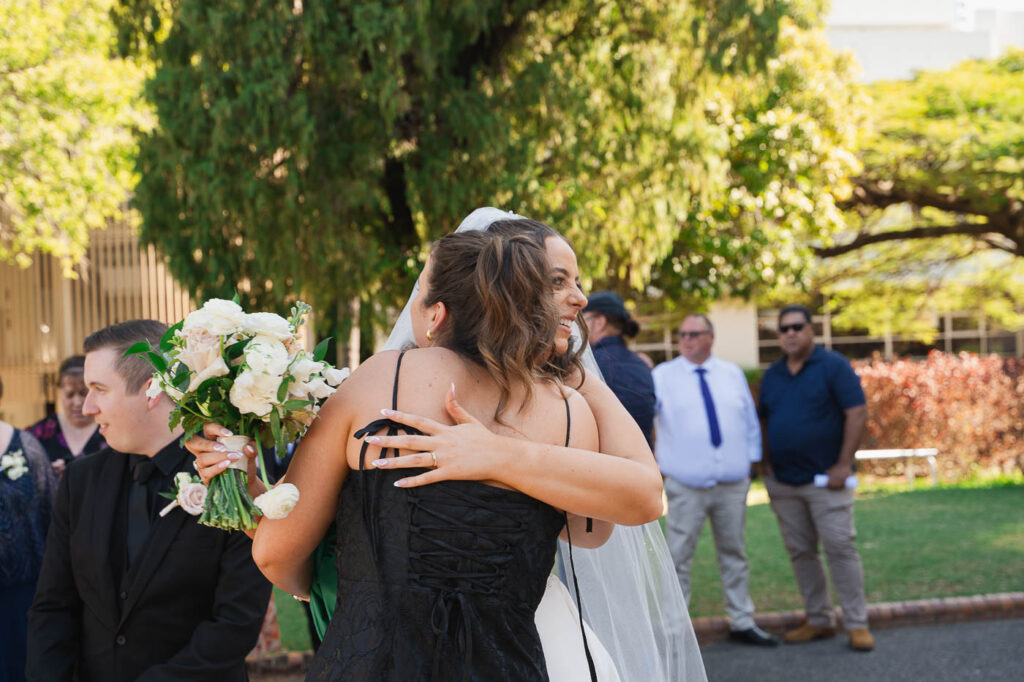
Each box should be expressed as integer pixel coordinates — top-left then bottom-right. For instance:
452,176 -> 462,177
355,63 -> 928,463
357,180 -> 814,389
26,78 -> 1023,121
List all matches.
1,450 -> 28,480
159,472 -> 208,517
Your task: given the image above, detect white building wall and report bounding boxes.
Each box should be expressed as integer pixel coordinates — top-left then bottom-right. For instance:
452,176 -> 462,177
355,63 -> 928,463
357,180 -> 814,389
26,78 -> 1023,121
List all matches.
827,0 -> 960,27
708,300 -> 759,369
827,27 -> 995,81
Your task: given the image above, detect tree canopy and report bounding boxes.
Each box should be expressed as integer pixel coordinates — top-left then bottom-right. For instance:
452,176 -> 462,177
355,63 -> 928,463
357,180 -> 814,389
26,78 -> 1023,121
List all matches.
112,0 -> 845,344
1,0 -> 149,275
809,50 -> 1024,338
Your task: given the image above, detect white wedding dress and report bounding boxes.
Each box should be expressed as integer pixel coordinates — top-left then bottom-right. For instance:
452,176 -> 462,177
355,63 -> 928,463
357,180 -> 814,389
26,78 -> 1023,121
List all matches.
536,575 -> 621,682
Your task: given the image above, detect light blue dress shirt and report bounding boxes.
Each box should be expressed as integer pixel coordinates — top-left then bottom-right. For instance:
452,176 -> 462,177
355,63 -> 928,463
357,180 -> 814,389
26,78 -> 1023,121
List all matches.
652,355 -> 761,488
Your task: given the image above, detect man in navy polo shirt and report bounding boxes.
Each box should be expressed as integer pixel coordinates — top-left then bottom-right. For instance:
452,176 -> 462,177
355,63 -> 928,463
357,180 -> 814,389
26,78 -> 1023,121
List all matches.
758,304 -> 874,652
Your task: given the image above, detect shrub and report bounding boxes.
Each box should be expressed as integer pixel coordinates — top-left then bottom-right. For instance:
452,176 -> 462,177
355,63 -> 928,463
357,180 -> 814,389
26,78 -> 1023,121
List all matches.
854,351 -> 1024,480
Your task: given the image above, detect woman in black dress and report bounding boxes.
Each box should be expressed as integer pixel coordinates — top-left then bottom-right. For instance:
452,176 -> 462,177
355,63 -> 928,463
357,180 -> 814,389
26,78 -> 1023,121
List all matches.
191,229 -> 662,680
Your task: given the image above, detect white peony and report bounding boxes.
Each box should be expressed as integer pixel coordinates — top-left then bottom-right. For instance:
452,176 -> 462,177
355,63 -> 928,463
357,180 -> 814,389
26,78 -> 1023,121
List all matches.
324,367 -> 350,386
289,355 -> 324,384
244,335 -> 290,377
291,376 -> 335,401
254,483 -> 300,519
183,299 -> 246,336
229,369 -> 282,417
244,312 -> 294,341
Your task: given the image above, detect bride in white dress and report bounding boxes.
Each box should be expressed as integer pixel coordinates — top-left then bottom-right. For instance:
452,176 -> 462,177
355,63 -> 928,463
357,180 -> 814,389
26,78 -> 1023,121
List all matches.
379,208 -> 706,682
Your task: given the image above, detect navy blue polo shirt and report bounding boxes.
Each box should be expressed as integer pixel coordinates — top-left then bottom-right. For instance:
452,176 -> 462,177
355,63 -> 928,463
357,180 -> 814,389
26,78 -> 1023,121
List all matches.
757,346 -> 866,485
592,336 -> 655,447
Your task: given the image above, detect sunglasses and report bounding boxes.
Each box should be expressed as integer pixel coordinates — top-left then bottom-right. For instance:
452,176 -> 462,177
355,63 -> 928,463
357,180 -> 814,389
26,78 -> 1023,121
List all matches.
779,323 -> 807,334
676,330 -> 709,340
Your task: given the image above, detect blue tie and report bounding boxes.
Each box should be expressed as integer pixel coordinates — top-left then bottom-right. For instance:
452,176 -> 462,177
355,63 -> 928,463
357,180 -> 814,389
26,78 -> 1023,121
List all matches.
695,368 -> 722,448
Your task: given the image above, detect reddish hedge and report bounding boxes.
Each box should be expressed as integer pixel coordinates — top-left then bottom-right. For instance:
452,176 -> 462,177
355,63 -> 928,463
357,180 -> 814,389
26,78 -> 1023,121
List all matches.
854,351 -> 1024,480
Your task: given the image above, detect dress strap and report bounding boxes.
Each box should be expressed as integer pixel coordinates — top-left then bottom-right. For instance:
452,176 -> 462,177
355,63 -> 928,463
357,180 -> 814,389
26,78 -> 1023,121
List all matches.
560,395 -> 598,682
392,350 -> 406,410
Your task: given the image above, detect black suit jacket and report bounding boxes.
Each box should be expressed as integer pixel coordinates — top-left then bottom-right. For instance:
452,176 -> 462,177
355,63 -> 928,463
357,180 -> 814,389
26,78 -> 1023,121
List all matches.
27,444 -> 272,682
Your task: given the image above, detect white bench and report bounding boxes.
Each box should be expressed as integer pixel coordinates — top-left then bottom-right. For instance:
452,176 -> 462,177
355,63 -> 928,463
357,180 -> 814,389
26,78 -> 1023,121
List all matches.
855,448 -> 939,487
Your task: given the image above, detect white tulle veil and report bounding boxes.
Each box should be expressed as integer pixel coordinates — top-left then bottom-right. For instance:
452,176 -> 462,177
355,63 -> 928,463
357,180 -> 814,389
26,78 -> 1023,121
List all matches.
383,207 -> 705,682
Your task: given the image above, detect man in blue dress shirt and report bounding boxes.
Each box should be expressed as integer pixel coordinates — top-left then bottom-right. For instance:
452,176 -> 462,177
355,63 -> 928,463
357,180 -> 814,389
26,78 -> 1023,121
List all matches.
758,304 -> 873,652
653,313 -> 777,646
583,291 -> 656,446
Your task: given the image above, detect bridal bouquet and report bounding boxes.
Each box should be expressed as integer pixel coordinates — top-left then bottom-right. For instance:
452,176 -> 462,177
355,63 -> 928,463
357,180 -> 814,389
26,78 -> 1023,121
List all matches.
128,298 -> 348,530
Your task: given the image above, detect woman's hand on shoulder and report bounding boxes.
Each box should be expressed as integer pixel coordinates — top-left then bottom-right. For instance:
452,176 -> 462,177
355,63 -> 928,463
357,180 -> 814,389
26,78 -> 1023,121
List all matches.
359,386 -> 505,488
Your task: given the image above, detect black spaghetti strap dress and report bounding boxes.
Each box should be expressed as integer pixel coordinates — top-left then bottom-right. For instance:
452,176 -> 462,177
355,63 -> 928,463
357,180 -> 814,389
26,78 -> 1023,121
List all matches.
306,352 -> 569,681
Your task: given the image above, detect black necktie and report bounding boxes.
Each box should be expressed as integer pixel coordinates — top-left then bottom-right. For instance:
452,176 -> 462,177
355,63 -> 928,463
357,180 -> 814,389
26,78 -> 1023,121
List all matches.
126,458 -> 157,570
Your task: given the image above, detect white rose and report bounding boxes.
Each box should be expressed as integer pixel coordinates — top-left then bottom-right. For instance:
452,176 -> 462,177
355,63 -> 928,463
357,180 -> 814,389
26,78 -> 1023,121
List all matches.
324,367 -> 350,387
254,483 -> 300,519
229,370 -> 282,417
177,482 -> 208,515
183,299 -> 246,336
244,312 -> 294,341
244,336 -> 290,377
1,454 -> 15,468
8,465 -> 27,480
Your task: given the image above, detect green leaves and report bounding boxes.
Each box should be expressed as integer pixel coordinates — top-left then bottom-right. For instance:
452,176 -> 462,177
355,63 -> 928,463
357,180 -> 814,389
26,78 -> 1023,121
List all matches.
116,0 -> 830,346
0,0 -> 150,274
312,337 -> 331,363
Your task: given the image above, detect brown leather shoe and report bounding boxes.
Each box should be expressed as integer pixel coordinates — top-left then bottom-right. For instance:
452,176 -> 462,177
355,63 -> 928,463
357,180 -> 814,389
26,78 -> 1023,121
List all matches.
783,623 -> 837,643
849,628 -> 875,651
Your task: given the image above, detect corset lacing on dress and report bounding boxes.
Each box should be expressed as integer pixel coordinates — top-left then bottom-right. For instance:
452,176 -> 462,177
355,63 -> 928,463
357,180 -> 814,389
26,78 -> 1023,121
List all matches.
344,351 -> 597,682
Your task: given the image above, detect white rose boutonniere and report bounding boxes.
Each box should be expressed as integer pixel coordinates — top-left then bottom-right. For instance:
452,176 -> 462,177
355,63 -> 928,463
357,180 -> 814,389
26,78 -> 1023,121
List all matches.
1,450 -> 28,480
159,472 -> 208,517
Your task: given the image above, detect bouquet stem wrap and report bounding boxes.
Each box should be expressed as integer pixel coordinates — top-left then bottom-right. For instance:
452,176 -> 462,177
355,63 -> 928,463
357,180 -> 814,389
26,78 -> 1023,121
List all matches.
198,435 -> 269,530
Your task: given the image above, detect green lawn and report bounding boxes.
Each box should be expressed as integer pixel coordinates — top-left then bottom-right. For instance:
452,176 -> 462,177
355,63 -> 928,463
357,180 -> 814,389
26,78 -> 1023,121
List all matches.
687,478 -> 1024,618
272,478 -> 1024,649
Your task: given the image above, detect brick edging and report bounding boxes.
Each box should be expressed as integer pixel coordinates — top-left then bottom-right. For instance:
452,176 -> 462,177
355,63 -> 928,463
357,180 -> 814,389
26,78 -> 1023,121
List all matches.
692,592 -> 1024,645
245,593 -> 1024,672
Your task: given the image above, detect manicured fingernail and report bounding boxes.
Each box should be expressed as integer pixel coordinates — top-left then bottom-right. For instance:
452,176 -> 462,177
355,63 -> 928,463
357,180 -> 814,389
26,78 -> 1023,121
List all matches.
219,427 -> 233,437
381,409 -> 396,417
218,460 -> 231,469
371,459 -> 388,468
393,478 -> 407,487
213,443 -> 228,452
227,452 -> 242,461
364,435 -> 381,443
450,383 -> 456,398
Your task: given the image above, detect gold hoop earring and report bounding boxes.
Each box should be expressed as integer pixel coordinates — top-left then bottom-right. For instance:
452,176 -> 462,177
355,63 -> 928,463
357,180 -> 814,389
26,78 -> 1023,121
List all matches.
426,329 -> 434,342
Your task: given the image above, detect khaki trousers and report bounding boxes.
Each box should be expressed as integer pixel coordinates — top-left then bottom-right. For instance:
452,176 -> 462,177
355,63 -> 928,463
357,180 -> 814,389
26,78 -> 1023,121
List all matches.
764,476 -> 869,630
664,477 -> 756,630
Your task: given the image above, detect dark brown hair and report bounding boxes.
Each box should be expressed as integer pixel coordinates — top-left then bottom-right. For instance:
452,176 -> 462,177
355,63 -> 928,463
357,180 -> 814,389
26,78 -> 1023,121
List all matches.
58,355 -> 86,381
83,320 -> 168,394
484,219 -> 589,385
424,230 -> 558,422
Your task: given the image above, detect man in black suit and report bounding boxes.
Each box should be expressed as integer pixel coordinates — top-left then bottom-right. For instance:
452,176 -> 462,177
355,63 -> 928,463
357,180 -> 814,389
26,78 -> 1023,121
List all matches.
27,320 -> 272,681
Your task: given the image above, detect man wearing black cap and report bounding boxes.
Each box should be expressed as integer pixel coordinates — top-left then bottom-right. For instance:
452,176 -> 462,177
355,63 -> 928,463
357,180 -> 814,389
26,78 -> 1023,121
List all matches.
583,291 -> 656,446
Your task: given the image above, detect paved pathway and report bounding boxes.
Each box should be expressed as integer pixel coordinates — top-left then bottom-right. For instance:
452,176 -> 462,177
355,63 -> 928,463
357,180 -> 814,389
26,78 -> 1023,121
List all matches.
699,618 -> 1024,681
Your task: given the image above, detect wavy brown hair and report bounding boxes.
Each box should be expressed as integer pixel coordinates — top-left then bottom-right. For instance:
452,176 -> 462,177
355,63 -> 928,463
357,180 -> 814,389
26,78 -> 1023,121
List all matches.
424,230 -> 559,423
485,219 -> 589,387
